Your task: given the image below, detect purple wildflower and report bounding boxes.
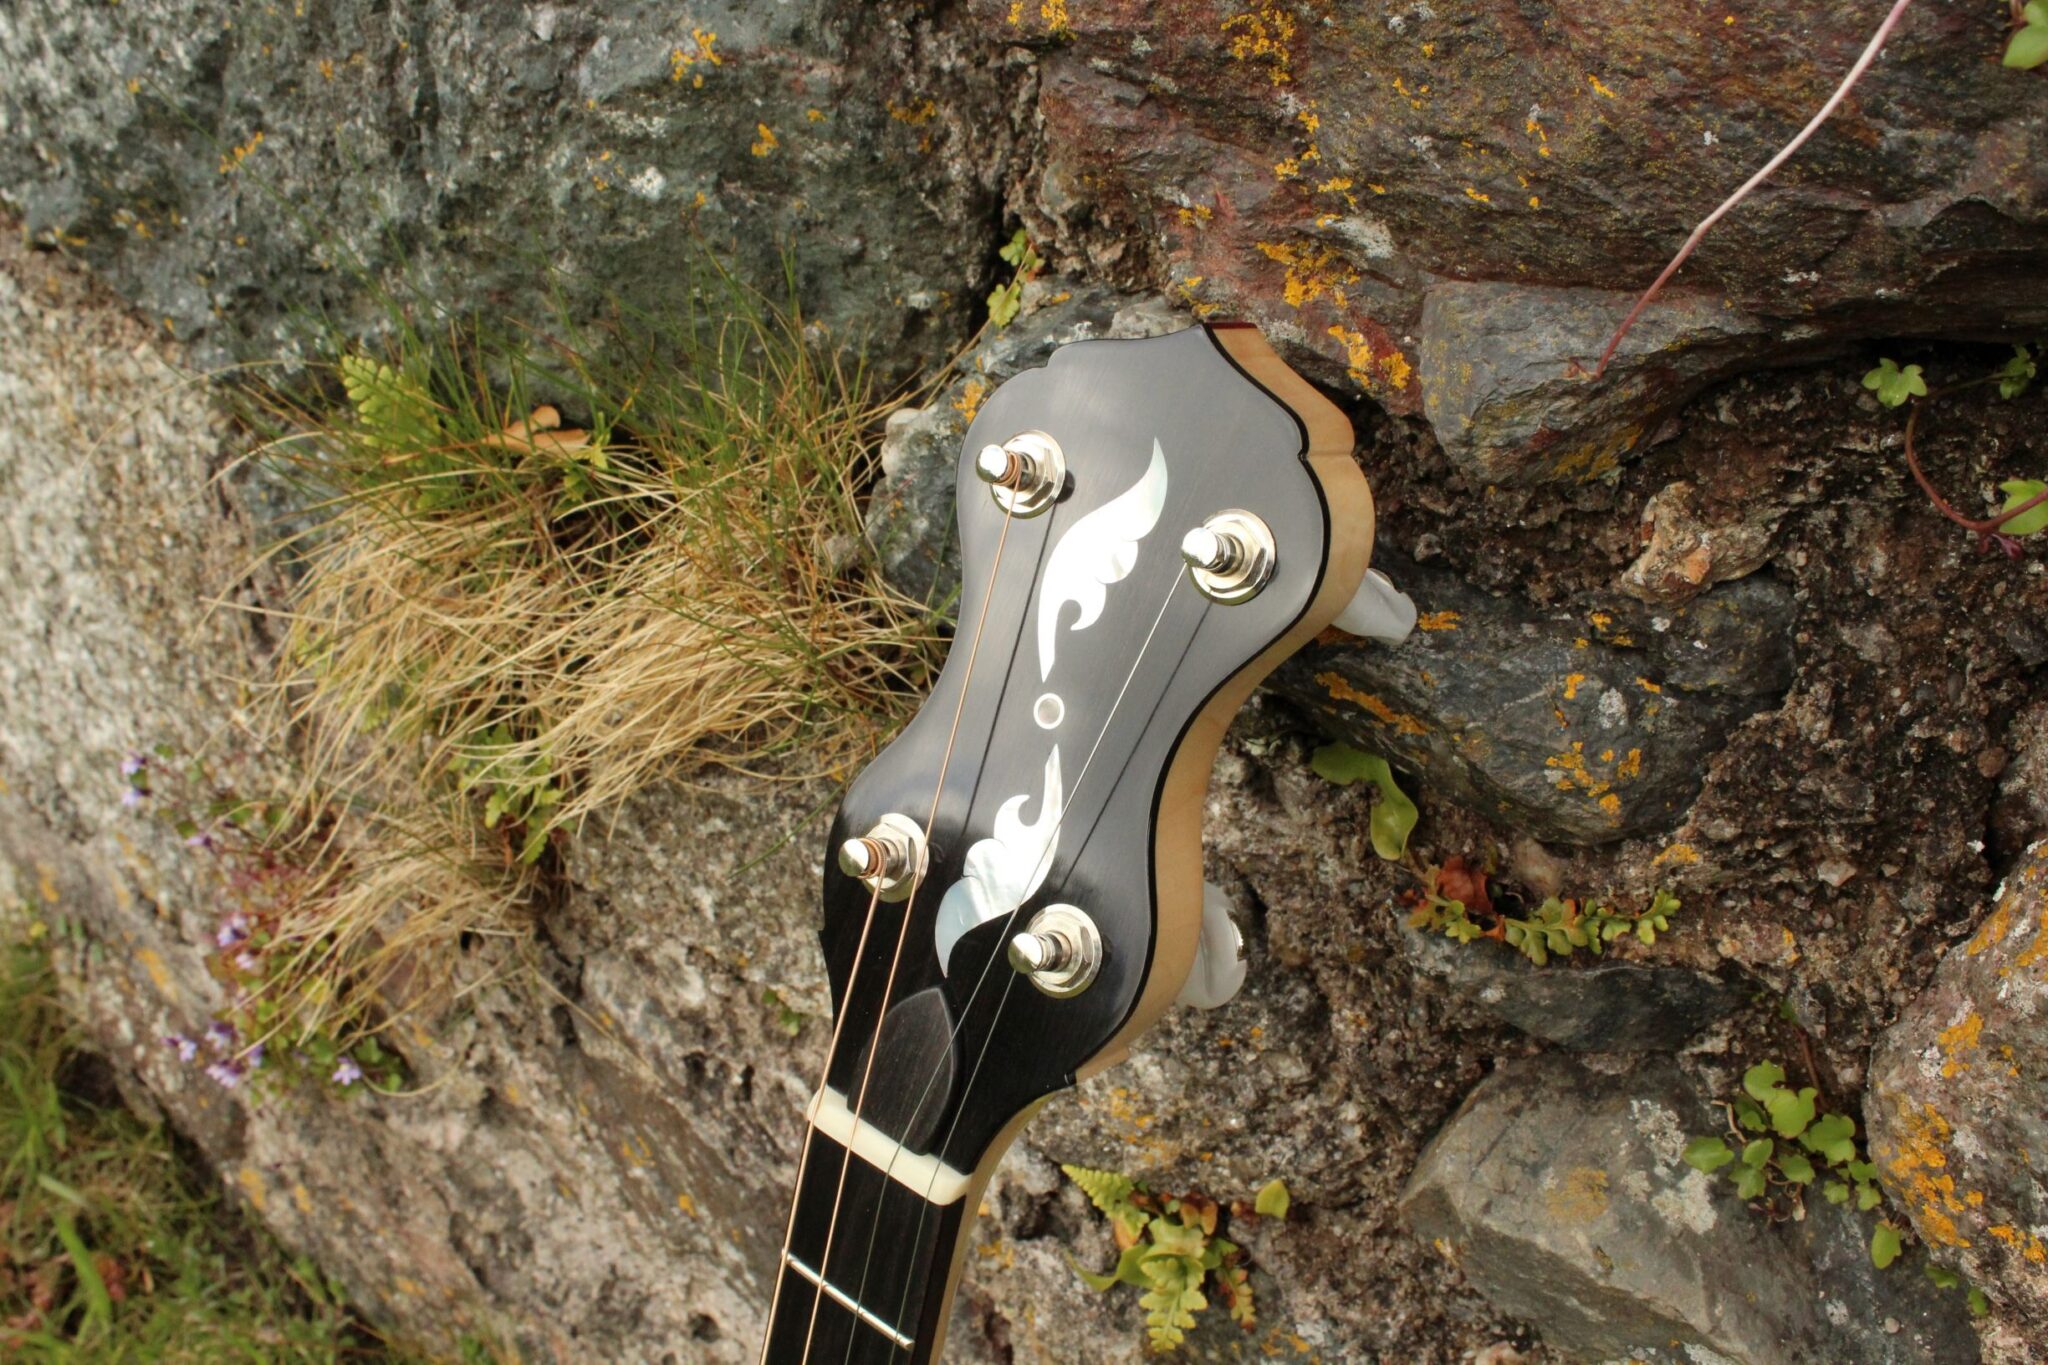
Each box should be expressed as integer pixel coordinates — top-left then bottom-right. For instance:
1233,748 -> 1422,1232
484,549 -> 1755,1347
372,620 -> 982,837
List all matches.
162,1033 -> 199,1063
234,950 -> 262,974
185,830 -> 217,852
204,1020 -> 236,1053
244,1042 -> 265,1070
205,1060 -> 243,1089
121,752 -> 148,778
121,785 -> 147,810
216,913 -> 251,949
331,1057 -> 364,1087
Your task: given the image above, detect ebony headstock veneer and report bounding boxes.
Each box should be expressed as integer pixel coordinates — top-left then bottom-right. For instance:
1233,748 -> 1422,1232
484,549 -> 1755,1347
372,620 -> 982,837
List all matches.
761,324 -> 1373,1364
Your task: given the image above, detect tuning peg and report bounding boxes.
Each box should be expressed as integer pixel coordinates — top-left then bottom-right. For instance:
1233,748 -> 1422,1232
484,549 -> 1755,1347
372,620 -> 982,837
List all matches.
974,431 -> 1065,517
1007,904 -> 1102,998
1176,882 -> 1249,1010
1180,509 -> 1276,604
1331,568 -> 1416,645
836,812 -> 928,903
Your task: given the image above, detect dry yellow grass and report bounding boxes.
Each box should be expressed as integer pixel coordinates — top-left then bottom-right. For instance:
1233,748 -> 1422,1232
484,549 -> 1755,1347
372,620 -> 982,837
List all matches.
229,279 -> 942,1047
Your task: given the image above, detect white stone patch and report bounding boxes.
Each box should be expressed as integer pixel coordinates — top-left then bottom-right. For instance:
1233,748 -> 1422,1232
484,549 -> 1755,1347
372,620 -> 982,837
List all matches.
1684,1344 -> 1741,1365
1630,1098 -> 1687,1165
1620,1169 -> 1652,1201
627,166 -> 666,200
1329,214 -> 1396,259
1597,687 -> 1629,729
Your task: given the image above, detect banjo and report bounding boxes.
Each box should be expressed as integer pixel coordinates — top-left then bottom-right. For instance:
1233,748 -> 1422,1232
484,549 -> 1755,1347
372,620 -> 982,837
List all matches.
760,322 -> 1382,1363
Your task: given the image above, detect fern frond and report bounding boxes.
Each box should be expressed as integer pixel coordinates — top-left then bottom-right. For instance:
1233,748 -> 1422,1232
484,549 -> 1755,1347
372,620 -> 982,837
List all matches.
1062,1163 -> 1147,1240
1138,1246 -> 1207,1352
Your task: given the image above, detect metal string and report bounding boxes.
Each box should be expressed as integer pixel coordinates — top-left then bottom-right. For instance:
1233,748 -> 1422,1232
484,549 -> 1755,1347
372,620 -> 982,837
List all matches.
794,503 -> 1019,1364
867,566 -> 1198,1359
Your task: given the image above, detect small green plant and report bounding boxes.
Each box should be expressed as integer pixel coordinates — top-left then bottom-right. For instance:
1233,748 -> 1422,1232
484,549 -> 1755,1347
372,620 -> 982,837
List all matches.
1309,741 -> 1416,859
761,987 -> 806,1037
0,929 -> 426,1358
1876,346 -> 2047,556
1863,357 -> 1927,408
1063,1165 -> 1284,1351
986,228 -> 1043,328
1683,1061 -> 1900,1265
2006,1 -> 2048,68
1402,856 -> 1678,966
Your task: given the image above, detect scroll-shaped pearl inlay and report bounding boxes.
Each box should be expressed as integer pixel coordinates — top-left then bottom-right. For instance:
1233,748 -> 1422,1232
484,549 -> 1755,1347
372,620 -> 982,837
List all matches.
933,747 -> 1062,974
1035,440 -> 1170,682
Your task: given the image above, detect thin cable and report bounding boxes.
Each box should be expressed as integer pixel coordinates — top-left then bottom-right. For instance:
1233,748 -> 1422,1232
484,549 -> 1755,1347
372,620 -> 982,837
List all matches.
797,504 -> 1018,1363
872,567 -> 1196,1356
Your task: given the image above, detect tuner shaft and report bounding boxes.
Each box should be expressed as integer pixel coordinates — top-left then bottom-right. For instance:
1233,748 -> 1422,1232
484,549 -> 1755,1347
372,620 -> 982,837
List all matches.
973,431 -> 1065,517
1006,904 -> 1101,999
1180,509 -> 1276,604
836,812 -> 928,903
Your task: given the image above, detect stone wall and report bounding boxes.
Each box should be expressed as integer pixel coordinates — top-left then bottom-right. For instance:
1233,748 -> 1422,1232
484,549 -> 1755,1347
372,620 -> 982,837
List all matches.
7,1 -> 2048,1360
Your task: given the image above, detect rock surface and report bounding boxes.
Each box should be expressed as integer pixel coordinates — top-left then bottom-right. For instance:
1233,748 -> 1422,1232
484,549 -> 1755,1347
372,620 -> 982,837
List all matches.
1401,1053 -> 1980,1365
998,0 -> 2048,470
1400,922 -> 1745,1052
0,0 -> 1007,377
0,233 -> 1537,1362
1866,843 -> 2048,1359
1271,557 -> 1797,845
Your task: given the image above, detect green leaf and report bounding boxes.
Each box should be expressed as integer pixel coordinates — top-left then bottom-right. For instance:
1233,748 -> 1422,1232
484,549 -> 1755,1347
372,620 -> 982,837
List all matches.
998,228 -> 1030,267
1254,1177 -> 1291,1219
1683,1136 -> 1735,1174
1742,1138 -> 1774,1169
1734,1097 -> 1768,1133
987,280 -> 1022,328
1766,1087 -> 1818,1140
2006,20 -> 2048,69
1862,358 -> 1927,408
1998,479 -> 2048,537
1800,1111 -> 1858,1166
51,1209 -> 115,1334
1308,743 -> 1416,859
1823,1180 -> 1851,1205
1069,1244 -> 1150,1292
1857,1182 -> 1884,1212
1872,1223 -> 1903,1270
1063,1164 -> 1149,1242
1996,344 -> 2036,399
1969,1287 -> 1990,1317
1925,1264 -> 1961,1290
1734,1165 -> 1768,1200
1743,1062 -> 1787,1104
1778,1150 -> 1815,1185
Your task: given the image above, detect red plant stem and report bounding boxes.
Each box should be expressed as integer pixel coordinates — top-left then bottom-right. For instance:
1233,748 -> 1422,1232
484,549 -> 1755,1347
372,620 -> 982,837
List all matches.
1903,397 -> 2048,534
1590,0 -> 1919,378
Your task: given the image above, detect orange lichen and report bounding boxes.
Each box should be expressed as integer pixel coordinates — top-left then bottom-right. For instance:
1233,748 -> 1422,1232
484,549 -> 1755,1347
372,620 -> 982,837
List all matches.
1562,673 -> 1587,700
952,379 -> 987,424
1221,5 -> 1296,85
670,27 -> 721,83
1936,1011 -> 1985,1078
1880,1098 -> 1973,1248
1314,671 -> 1429,736
1653,842 -> 1701,867
1256,241 -> 1358,309
1417,611 -> 1461,631
750,123 -> 778,157
1326,325 -> 1413,395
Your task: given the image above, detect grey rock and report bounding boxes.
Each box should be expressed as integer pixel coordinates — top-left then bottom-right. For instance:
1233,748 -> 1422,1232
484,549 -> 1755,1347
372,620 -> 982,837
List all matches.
1399,922 -> 1745,1051
1866,843 -> 2048,1359
1401,1054 -> 1980,1365
1416,282 -> 1783,486
865,280 -> 1187,608
0,0 -> 1002,378
1270,558 -> 1797,845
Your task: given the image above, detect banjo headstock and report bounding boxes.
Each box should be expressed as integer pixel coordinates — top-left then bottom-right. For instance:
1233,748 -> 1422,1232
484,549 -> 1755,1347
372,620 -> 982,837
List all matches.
764,323 -> 1372,1364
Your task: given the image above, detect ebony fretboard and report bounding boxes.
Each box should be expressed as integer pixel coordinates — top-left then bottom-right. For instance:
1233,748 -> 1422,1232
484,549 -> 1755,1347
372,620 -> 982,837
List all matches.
760,1125 -> 974,1365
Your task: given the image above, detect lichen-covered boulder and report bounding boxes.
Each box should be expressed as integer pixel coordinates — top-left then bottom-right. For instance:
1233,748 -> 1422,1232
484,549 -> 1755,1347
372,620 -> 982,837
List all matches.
991,0 -> 2048,479
1866,843 -> 2048,1359
1402,1054 -> 1980,1364
0,0 -> 1005,376
1269,556 -> 1796,845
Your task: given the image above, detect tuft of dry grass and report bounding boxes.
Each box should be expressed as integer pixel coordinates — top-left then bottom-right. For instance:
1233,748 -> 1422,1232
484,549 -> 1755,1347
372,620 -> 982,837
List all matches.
217,265 -> 942,1050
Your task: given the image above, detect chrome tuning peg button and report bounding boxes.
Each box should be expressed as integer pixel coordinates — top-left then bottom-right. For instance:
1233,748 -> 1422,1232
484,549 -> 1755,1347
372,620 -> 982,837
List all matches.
973,430 -> 1066,517
1006,903 -> 1102,998
1176,882 -> 1248,1010
1180,509 -> 1276,604
836,812 -> 928,903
